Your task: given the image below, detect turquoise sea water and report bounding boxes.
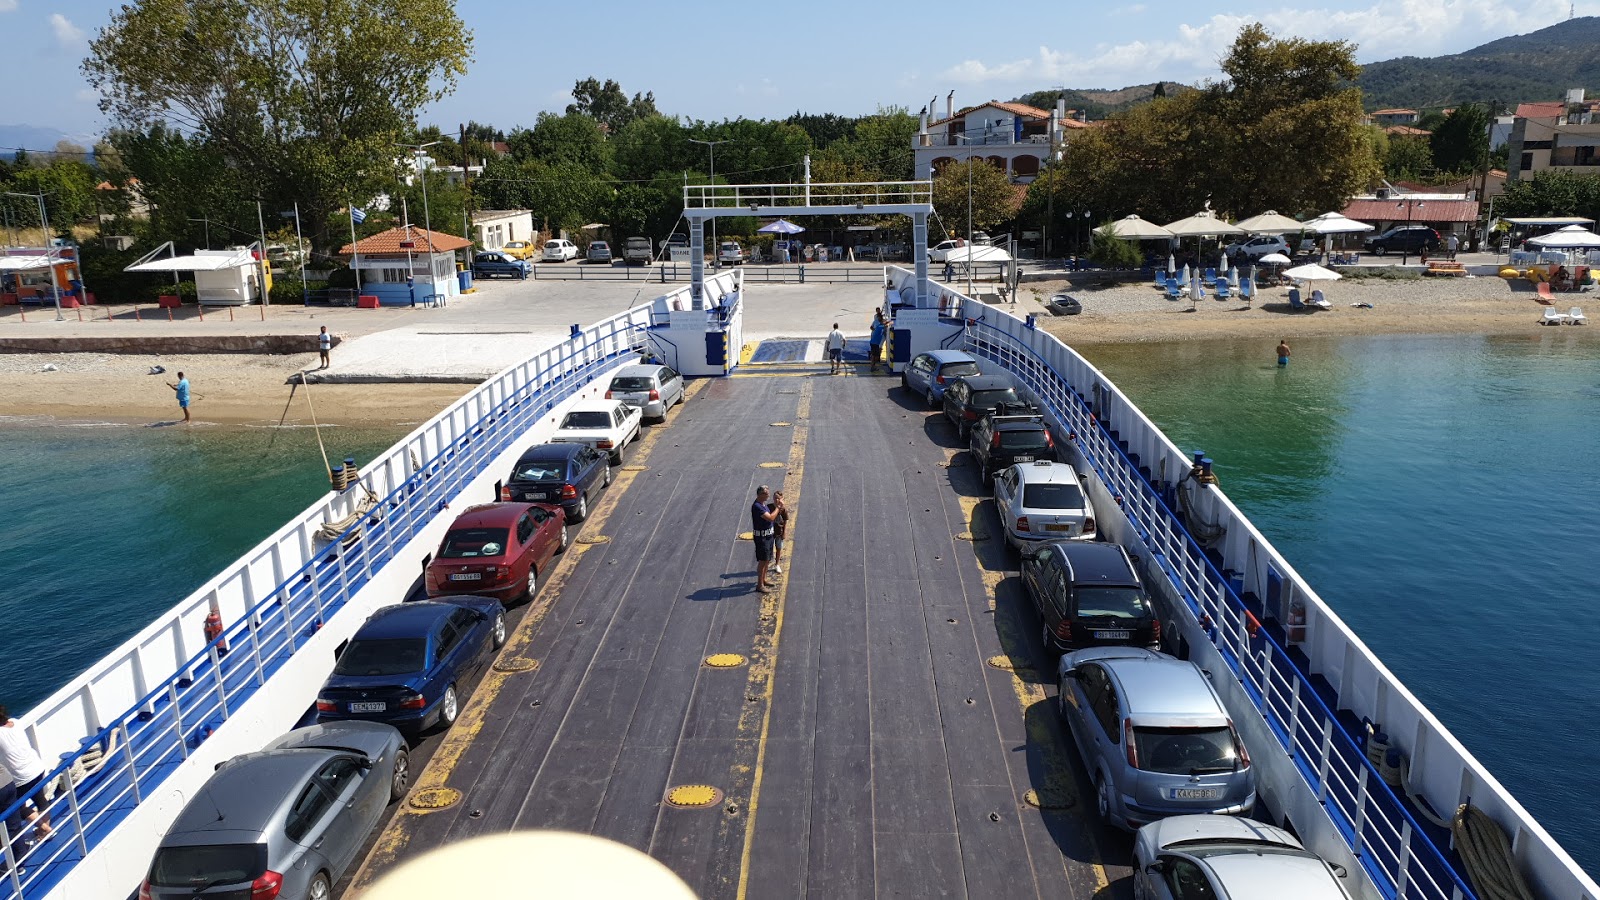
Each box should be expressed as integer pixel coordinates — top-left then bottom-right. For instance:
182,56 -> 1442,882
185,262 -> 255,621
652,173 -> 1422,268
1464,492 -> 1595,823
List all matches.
0,421 -> 412,715
1081,330 -> 1600,877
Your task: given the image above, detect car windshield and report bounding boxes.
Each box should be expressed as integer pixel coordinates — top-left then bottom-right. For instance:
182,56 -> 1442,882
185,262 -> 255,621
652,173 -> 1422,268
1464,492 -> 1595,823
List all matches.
1132,726 -> 1240,775
438,527 -> 509,558
1022,482 -> 1085,509
512,462 -> 565,482
591,242 -> 608,249
1073,586 -> 1151,619
939,361 -> 979,378
971,389 -> 1018,408
150,843 -> 264,887
335,638 -> 427,676
561,411 -> 611,429
998,430 -> 1049,451
610,376 -> 655,390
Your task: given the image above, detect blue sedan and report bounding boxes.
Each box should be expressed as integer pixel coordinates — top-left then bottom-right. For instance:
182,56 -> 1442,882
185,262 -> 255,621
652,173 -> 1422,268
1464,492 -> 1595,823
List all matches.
315,597 -> 505,738
471,250 -> 532,279
901,349 -> 981,406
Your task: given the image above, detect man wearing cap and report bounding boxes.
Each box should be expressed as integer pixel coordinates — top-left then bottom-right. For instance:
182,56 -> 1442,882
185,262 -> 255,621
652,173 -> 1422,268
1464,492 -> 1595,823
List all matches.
750,485 -> 785,592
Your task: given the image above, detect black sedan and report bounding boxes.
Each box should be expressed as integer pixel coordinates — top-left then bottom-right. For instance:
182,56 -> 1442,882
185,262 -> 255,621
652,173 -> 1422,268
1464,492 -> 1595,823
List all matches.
941,374 -> 1022,438
500,441 -> 611,522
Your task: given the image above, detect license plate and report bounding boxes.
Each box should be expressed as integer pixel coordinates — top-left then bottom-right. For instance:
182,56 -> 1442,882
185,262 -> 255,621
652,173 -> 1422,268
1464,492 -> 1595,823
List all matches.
1093,630 -> 1131,640
1170,787 -> 1221,800
450,573 -> 482,581
524,492 -> 547,501
1014,455 -> 1033,463
349,701 -> 386,713
1045,523 -> 1073,532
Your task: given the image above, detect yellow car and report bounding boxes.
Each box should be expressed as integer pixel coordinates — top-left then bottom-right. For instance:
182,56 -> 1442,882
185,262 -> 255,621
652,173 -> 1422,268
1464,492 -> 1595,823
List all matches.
500,240 -> 537,261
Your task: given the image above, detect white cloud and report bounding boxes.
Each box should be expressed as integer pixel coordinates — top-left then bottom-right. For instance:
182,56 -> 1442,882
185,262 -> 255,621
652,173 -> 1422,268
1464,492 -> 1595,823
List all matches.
75,88 -> 97,103
50,12 -> 85,45
938,1 -> 1581,92
0,0 -> 18,13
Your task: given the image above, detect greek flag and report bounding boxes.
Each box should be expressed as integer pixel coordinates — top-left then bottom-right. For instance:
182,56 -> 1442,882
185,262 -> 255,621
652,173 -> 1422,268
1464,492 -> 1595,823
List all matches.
350,206 -> 367,225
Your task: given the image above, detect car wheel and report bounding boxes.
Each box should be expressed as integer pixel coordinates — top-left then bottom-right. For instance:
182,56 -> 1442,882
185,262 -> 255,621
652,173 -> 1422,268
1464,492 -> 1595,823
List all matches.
438,684 -> 459,728
1371,245 -> 1387,256
389,747 -> 411,802
557,523 -> 571,553
492,609 -> 508,647
573,493 -> 589,523
1095,774 -> 1113,823
602,464 -> 613,487
610,447 -> 624,466
307,872 -> 332,900
926,388 -> 938,409
900,372 -> 910,390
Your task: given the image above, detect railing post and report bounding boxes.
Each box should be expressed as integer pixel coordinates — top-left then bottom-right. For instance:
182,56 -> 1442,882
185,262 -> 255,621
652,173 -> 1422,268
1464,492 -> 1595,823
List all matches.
210,645 -> 230,719
63,767 -> 90,857
169,683 -> 188,760
1397,819 -> 1413,895
1353,764 -> 1369,857
1316,719 -> 1334,801
121,726 -> 142,804
247,614 -> 265,686
1288,676 -> 1303,758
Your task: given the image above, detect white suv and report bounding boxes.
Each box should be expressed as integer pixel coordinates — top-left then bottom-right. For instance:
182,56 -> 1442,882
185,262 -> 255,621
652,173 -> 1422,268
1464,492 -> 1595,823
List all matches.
541,239 -> 579,262
1223,235 -> 1291,260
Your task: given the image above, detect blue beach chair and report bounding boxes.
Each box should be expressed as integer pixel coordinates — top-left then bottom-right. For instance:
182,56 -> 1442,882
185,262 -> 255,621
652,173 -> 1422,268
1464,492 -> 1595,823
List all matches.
1203,267 -> 1217,285
1164,277 -> 1183,300
1215,279 -> 1231,299
1288,287 -> 1307,311
1239,277 -> 1254,303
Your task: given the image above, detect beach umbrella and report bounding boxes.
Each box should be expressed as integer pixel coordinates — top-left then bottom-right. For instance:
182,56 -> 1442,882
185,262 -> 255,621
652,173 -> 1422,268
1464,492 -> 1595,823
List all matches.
1234,210 -> 1305,234
757,219 -> 805,234
1180,263 -> 1190,283
1259,252 -> 1291,265
579,223 -> 607,232
1166,254 -> 1175,275
1098,215 -> 1174,240
1526,224 -> 1600,248
1283,263 -> 1342,281
1301,212 -> 1374,235
1228,264 -> 1239,285
1162,210 -> 1246,238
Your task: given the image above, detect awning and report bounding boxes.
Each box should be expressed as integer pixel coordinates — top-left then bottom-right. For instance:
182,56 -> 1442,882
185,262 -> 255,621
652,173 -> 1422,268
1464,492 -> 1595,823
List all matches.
0,255 -> 55,271
1503,216 -> 1597,226
126,253 -> 255,273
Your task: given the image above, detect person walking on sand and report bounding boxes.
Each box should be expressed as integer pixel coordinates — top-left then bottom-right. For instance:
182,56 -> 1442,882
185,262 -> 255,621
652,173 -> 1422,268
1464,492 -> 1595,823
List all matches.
826,323 -> 845,374
868,310 -> 887,373
317,326 -> 332,369
771,490 -> 790,574
1277,339 -> 1292,368
167,371 -> 191,424
0,705 -> 54,847
751,485 -> 785,592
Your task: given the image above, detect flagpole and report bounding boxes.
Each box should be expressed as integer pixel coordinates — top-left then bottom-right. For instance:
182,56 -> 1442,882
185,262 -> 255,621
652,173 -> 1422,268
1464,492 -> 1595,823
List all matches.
349,200 -> 361,295
402,197 -> 416,307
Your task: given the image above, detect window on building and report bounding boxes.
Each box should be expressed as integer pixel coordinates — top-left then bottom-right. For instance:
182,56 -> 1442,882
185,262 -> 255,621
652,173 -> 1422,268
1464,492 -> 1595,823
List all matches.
381,267 -> 409,283
1522,152 -> 1534,173
1551,146 -> 1600,167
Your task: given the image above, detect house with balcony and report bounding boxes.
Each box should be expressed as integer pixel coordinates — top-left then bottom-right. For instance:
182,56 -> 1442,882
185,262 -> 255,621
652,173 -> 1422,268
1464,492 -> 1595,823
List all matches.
912,95 -> 1092,184
1505,93 -> 1600,182
1367,108 -> 1421,127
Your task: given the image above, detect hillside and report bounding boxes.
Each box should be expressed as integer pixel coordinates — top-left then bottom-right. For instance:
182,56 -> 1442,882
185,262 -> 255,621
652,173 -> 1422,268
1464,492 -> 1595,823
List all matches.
1014,84 -> 1186,119
1357,16 -> 1600,110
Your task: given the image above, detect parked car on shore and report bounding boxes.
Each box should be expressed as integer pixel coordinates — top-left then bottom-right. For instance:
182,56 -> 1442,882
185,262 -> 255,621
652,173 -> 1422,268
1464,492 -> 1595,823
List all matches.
471,250 -> 531,279
542,239 -> 579,262
1223,235 -> 1290,261
425,502 -> 566,604
500,240 -> 537,260
585,241 -> 613,264
718,241 -> 746,264
624,236 -> 654,265
1363,225 -> 1440,256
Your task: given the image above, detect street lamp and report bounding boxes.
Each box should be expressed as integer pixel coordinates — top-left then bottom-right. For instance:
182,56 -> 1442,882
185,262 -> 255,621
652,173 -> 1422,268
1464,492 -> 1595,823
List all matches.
397,140 -> 442,247
688,138 -> 730,268
1397,197 -> 1425,265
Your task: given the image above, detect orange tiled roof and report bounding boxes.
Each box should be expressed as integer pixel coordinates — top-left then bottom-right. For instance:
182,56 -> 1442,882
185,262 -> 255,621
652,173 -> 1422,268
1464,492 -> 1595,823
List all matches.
929,100 -> 1060,128
1385,125 -> 1431,136
1516,101 -> 1566,119
338,224 -> 471,256
1341,198 -> 1480,223
1372,108 -> 1418,116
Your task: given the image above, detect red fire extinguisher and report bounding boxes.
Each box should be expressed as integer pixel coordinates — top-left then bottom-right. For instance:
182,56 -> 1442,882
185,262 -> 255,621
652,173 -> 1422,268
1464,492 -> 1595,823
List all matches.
204,606 -> 229,655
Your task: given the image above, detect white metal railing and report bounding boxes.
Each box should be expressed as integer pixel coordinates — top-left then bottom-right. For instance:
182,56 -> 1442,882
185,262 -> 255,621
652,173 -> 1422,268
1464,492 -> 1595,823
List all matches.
2,303 -> 666,900
683,180 -> 931,211
937,299 -> 1598,900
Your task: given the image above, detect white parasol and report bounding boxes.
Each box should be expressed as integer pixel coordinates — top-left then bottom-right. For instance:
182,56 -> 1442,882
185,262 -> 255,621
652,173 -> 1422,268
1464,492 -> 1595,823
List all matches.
1234,211 -> 1305,234
1097,214 -> 1175,240
1283,263 -> 1342,281
1259,252 -> 1292,265
1526,224 -> 1600,248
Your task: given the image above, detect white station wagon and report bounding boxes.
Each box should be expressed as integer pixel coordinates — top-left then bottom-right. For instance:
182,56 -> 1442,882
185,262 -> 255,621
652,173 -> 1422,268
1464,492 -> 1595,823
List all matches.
549,399 -> 642,464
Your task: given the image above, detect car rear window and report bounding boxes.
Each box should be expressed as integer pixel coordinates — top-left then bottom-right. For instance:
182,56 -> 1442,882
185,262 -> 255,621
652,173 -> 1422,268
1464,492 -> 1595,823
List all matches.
336,638 -> 427,676
971,389 -> 1019,408
998,430 -> 1049,451
1132,726 -> 1241,775
438,527 -> 509,558
1022,482 -> 1085,509
149,843 -> 265,887
1073,586 -> 1151,619
939,361 -> 979,378
561,411 -> 611,429
512,462 -> 564,482
610,376 -> 655,390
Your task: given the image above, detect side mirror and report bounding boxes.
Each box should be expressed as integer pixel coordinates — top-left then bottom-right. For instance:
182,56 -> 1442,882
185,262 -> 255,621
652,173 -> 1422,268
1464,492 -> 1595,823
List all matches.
1144,861 -> 1167,876
358,756 -> 376,770
1017,543 -> 1040,561
1331,863 -> 1348,878
1061,667 -> 1080,681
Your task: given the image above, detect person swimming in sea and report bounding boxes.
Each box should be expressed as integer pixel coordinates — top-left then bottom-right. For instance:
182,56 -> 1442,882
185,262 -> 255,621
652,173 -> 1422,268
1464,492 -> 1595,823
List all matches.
1277,339 -> 1291,367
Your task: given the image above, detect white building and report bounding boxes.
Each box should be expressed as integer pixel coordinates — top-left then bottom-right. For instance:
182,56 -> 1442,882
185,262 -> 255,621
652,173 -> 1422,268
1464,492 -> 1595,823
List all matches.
912,94 -> 1094,184
472,210 -> 535,250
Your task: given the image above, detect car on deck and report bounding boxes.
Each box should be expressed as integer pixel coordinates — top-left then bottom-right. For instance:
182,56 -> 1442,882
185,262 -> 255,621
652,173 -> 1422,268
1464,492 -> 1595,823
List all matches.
470,250 -> 531,279
941,374 -> 1022,438
1133,814 -> 1354,899
315,598 -> 506,738
1020,540 -> 1159,654
550,399 -> 642,465
967,402 -> 1056,483
1057,647 -> 1256,831
425,502 -> 567,604
994,460 -> 1096,547
140,721 -> 409,900
501,442 -> 612,523
606,363 -> 686,420
901,349 -> 981,405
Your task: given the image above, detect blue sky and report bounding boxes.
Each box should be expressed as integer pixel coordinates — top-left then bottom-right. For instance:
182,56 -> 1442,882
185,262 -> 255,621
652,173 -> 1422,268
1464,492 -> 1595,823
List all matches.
0,0 -> 1586,148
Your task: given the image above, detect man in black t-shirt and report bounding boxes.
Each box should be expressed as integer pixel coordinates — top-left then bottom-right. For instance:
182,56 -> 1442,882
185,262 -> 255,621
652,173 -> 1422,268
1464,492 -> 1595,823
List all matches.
751,485 -> 785,592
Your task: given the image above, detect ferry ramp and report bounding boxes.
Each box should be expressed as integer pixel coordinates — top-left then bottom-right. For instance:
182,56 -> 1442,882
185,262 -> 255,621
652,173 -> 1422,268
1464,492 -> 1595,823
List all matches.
347,352 -> 1129,898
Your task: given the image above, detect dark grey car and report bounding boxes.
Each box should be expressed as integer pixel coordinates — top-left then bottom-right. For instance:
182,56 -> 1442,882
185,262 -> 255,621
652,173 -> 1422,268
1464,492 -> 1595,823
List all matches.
141,721 -> 409,900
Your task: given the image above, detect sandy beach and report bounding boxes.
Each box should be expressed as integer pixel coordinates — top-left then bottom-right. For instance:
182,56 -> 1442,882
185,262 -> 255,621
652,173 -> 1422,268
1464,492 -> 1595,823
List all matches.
0,273 -> 1593,427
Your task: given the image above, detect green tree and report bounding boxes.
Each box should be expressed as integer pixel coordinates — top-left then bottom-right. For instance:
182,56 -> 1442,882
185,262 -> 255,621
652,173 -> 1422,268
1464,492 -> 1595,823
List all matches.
84,0 -> 472,254
1429,104 -> 1490,176
684,119 -> 810,184
567,77 -> 658,134
932,159 -> 1019,236
109,125 -> 257,250
611,115 -> 693,182
1384,135 -> 1434,181
507,112 -> 612,173
1498,170 -> 1600,224
835,107 -> 919,181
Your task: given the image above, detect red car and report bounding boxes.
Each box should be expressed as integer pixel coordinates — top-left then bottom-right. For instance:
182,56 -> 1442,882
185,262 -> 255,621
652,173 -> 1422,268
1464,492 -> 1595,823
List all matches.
425,502 -> 567,603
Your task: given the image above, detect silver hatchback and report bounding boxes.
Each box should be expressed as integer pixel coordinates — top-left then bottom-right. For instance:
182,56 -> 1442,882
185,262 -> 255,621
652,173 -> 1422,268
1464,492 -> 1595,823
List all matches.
606,363 -> 685,420
141,721 -> 409,900
1057,647 -> 1255,831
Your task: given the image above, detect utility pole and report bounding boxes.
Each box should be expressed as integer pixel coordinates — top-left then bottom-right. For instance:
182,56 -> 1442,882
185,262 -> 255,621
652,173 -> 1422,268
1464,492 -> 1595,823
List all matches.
256,199 -> 270,307
1479,99 -> 1497,251
689,138 -> 729,268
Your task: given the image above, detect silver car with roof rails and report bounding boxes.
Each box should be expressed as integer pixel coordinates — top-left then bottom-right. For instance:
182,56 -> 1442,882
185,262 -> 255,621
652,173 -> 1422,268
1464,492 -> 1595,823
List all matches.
1133,814 -> 1354,900
1057,646 -> 1255,831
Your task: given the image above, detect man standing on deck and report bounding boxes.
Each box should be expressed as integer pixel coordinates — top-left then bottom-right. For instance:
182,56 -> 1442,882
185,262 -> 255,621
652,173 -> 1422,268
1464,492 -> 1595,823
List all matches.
751,485 -> 785,592
0,705 -> 53,848
868,310 -> 887,373
1277,339 -> 1292,367
167,371 -> 191,424
826,323 -> 846,374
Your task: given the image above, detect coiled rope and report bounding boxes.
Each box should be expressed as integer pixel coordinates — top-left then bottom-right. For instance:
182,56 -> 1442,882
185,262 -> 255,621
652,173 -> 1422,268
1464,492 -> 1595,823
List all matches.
298,372 -> 379,542
1451,804 -> 1535,900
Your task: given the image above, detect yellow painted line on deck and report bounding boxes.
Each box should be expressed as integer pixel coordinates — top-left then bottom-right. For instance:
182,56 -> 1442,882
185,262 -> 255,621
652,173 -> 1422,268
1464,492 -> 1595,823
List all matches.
957,495 -> 1111,895
734,380 -> 811,900
739,342 -> 759,365
348,378 -> 714,894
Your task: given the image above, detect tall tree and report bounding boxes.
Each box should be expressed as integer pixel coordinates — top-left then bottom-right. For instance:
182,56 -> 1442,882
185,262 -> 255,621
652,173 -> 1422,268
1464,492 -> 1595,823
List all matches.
507,112 -> 612,173
84,0 -> 472,253
932,160 -> 1019,237
1430,104 -> 1490,176
611,115 -> 693,182
567,77 -> 658,134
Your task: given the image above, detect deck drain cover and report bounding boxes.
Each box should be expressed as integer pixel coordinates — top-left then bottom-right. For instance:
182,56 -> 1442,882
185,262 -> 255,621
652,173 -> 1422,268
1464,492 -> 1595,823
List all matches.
956,531 -> 990,542
576,534 -> 611,545
492,656 -> 540,674
622,464 -> 648,472
409,788 -> 462,810
665,785 -> 723,809
1023,787 -> 1077,811
705,653 -> 747,668
758,461 -> 785,469
986,655 -> 1030,672
769,421 -> 792,427
737,531 -> 754,541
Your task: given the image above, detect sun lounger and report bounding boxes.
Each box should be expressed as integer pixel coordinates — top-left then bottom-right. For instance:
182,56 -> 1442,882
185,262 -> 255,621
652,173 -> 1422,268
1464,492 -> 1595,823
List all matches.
1570,307 -> 1588,325
1310,289 -> 1332,309
1203,267 -> 1217,285
1155,269 -> 1166,286
1536,282 -> 1556,305
1541,308 -> 1570,325
1164,277 -> 1183,300
1288,287 -> 1312,312
1215,279 -> 1231,299
1239,277 -> 1254,302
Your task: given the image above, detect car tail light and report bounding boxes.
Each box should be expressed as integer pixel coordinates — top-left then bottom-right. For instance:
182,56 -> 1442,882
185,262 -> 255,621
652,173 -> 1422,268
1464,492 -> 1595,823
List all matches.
991,431 -> 1002,448
1082,517 -> 1095,535
1045,431 -> 1055,449
315,698 -> 336,713
560,484 -> 578,499
1151,618 -> 1162,645
1124,719 -> 1139,768
1053,620 -> 1072,642
963,408 -> 977,420
499,485 -> 511,501
604,390 -> 613,399
597,439 -> 615,449
251,871 -> 284,899
1016,516 -> 1030,533
1230,720 -> 1251,768
649,389 -> 660,401
484,565 -> 501,581
936,374 -> 946,385
398,693 -> 427,711
138,880 -> 152,900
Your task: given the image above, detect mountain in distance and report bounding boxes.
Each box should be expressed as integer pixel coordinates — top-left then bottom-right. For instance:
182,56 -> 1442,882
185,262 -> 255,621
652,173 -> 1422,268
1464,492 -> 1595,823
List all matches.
1014,18 -> 1600,119
0,124 -> 90,159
